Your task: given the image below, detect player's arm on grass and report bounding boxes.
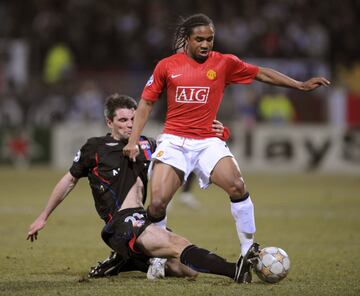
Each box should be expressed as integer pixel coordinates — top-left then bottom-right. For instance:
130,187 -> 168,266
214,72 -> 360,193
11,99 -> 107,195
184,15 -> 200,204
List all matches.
255,67 -> 330,91
27,172 -> 78,242
123,98 -> 155,161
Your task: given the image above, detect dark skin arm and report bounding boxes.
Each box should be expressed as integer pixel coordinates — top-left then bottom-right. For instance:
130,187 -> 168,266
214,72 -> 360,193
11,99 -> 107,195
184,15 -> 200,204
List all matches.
255,67 -> 330,91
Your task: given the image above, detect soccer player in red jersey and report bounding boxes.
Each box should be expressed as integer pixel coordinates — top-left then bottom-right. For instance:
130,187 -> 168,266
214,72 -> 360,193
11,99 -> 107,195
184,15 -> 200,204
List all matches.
123,13 -> 330,282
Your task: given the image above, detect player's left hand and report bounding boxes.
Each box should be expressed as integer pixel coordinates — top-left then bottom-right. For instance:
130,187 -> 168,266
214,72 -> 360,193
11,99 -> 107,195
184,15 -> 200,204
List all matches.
123,143 -> 139,162
300,77 -> 330,91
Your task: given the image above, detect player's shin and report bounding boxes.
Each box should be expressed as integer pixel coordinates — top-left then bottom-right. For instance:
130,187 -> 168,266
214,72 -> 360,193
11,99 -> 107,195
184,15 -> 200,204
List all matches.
230,192 -> 256,256
180,245 -> 236,278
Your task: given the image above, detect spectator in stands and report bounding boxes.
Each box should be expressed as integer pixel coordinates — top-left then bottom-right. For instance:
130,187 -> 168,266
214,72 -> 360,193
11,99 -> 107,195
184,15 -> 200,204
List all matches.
259,90 -> 295,124
68,80 -> 104,123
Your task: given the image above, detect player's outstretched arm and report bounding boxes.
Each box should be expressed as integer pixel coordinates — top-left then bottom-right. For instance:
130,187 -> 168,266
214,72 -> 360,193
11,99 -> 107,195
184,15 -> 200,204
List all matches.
255,67 -> 330,91
123,99 -> 155,161
27,172 -> 78,242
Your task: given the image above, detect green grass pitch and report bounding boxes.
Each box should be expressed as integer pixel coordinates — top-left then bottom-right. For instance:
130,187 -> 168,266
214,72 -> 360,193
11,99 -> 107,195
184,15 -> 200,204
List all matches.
1,167 -> 359,296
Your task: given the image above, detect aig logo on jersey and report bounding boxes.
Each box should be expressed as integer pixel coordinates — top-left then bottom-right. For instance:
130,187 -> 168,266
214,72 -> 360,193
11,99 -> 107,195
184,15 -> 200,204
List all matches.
175,86 -> 210,104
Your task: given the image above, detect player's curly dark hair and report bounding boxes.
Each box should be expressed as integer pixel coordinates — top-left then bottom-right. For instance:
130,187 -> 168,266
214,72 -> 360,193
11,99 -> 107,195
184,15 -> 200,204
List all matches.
104,93 -> 137,120
173,13 -> 214,53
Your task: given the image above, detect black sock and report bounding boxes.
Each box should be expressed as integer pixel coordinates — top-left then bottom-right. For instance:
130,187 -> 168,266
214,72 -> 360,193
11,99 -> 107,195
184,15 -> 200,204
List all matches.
180,245 -> 236,279
231,192 -> 249,203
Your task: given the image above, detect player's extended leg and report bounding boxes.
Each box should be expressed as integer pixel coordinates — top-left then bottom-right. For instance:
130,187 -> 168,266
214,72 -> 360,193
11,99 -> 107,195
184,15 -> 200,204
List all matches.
137,224 -> 259,283
136,224 -> 196,278
147,161 -> 183,228
136,224 -> 240,280
87,251 -> 199,279
210,156 -> 256,257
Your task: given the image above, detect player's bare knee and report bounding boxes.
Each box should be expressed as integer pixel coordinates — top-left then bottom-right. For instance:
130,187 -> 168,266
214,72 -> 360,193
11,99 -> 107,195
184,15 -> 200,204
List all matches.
169,234 -> 191,258
228,177 -> 246,197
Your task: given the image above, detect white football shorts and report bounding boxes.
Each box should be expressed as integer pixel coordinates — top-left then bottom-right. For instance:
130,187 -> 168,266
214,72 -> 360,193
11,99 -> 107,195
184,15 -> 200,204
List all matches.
149,133 -> 234,189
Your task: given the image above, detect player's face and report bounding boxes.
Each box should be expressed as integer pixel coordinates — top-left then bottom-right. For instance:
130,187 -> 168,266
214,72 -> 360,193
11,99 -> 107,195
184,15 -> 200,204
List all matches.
186,25 -> 214,63
107,108 -> 135,140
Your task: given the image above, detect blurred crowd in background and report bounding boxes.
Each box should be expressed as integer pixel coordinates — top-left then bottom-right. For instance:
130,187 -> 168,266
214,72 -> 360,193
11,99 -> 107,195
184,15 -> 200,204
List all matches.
0,0 -> 360,130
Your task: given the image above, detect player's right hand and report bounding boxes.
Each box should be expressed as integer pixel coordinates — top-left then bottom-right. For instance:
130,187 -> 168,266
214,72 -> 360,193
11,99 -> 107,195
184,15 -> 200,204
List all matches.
27,218 -> 46,242
123,143 -> 140,162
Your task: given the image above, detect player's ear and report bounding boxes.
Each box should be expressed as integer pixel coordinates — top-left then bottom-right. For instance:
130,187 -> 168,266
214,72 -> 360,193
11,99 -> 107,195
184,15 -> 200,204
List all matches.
184,39 -> 189,51
106,118 -> 113,129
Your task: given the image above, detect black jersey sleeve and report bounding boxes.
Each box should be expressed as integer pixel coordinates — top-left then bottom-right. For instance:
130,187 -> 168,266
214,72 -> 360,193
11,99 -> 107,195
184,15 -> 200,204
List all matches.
69,138 -> 97,179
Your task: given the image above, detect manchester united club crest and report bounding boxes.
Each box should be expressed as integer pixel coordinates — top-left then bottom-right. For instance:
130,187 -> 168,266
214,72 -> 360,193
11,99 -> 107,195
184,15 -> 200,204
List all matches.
207,69 -> 216,80
156,151 -> 164,157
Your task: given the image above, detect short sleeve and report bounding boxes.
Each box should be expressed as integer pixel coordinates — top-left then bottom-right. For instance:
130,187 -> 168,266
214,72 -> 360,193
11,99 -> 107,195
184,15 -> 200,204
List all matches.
69,139 -> 96,178
225,54 -> 259,85
141,59 -> 167,102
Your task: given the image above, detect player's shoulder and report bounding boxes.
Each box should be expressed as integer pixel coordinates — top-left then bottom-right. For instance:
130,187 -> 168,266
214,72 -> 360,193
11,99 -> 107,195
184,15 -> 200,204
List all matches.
86,136 -> 106,145
150,54 -> 183,78
83,135 -> 110,149
211,51 -> 241,62
158,53 -> 184,65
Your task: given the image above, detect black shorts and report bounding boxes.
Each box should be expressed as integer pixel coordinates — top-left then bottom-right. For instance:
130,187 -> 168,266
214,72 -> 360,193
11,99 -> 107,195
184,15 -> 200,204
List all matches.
101,207 -> 151,260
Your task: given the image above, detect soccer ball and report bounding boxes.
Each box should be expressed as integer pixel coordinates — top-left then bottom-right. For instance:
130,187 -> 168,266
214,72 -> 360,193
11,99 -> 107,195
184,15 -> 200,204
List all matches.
254,246 -> 290,283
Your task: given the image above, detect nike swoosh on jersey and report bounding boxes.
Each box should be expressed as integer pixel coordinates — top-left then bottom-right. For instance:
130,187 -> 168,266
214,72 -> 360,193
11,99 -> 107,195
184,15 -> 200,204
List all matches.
105,143 -> 119,146
171,74 -> 182,78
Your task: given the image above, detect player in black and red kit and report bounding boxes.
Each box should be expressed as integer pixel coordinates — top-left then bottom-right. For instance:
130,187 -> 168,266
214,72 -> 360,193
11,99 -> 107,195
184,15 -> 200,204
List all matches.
27,93 -> 255,283
123,13 -> 330,283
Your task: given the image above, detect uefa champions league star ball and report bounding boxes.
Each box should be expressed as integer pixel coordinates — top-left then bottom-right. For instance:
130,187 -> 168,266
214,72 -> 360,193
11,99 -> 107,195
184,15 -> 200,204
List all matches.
254,246 -> 290,283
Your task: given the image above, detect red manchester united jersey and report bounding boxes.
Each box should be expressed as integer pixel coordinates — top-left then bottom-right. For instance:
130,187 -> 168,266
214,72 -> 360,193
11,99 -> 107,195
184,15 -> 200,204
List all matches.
141,51 -> 259,139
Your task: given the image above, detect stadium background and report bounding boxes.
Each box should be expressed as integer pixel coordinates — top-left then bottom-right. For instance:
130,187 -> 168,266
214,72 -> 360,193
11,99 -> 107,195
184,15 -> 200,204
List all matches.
1,1 -> 360,296
1,0 -> 359,171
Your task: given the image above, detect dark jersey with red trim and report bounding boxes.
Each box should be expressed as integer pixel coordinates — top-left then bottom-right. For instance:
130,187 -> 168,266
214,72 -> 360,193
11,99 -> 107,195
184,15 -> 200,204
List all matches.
69,133 -> 156,223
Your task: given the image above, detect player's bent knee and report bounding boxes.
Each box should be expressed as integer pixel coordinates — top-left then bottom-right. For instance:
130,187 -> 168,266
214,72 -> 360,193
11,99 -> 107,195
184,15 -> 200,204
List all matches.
229,178 -> 246,197
168,233 -> 191,258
